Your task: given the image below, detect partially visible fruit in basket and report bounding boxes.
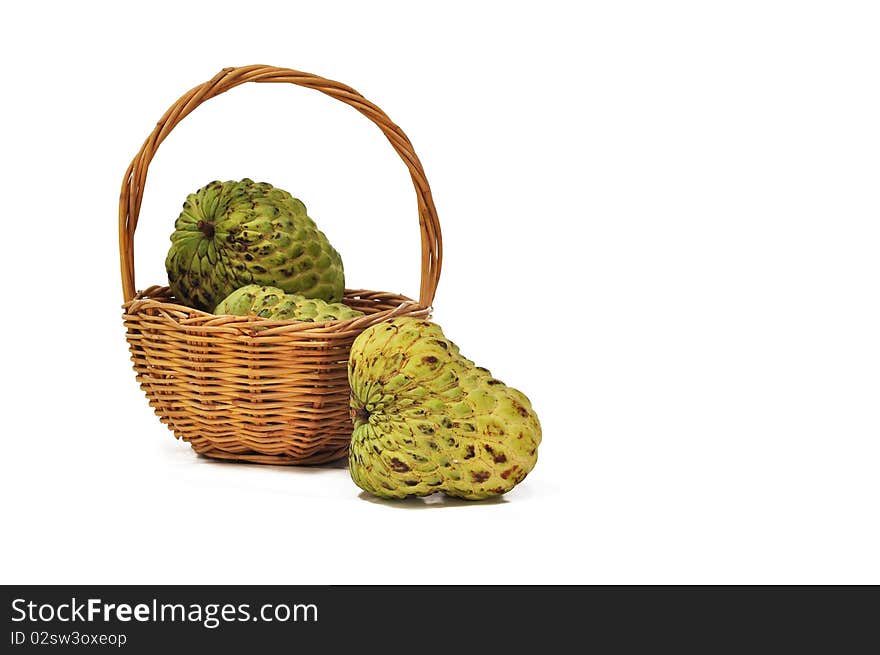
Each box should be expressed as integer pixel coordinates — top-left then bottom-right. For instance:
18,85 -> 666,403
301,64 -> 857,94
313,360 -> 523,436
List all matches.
348,318 -> 541,500
165,179 -> 345,311
214,284 -> 364,322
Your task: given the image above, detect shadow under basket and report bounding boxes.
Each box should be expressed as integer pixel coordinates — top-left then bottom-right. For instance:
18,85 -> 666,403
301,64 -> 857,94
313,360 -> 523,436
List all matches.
119,66 -> 442,465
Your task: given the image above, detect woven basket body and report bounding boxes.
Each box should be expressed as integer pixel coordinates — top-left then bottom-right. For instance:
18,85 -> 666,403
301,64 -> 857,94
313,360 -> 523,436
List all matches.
119,66 -> 441,465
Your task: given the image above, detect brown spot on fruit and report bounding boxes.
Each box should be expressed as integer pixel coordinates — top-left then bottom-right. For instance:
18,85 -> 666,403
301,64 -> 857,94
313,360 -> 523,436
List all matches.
500,467 -> 517,480
471,471 -> 490,483
485,424 -> 505,438
422,356 -> 439,365
196,220 -> 215,238
513,403 -> 529,417
404,480 -> 418,486
463,445 -> 475,459
389,458 -> 410,473
487,379 -> 502,386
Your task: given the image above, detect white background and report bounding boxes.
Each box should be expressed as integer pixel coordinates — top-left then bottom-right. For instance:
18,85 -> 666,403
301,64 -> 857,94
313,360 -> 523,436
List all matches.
1,1 -> 878,584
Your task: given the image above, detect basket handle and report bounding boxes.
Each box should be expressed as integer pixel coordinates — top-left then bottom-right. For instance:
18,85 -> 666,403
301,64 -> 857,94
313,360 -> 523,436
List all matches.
119,65 -> 442,306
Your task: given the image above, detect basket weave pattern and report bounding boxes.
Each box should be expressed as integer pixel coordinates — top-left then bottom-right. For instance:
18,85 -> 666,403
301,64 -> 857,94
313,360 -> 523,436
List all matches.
119,65 -> 442,465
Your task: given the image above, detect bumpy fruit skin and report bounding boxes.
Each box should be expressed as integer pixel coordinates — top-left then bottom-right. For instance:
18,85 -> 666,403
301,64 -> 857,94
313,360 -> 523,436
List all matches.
348,318 -> 541,500
165,179 -> 345,311
214,284 -> 364,322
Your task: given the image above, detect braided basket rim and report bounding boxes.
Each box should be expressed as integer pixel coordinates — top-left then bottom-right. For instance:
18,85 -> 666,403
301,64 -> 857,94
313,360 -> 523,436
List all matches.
123,286 -> 430,335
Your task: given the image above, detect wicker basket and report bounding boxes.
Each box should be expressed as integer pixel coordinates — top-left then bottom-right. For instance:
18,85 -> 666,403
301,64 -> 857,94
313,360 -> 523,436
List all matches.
119,65 -> 442,465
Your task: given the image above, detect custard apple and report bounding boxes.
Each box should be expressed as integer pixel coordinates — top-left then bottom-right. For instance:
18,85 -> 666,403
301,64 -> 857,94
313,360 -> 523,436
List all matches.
348,318 -> 541,500
214,284 -> 364,322
165,179 -> 345,311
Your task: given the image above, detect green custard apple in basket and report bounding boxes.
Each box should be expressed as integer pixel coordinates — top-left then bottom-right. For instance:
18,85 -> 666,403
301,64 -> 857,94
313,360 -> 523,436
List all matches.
215,284 -> 364,322
165,178 -> 345,311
